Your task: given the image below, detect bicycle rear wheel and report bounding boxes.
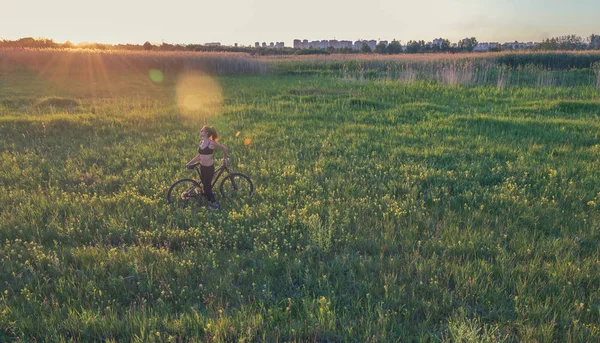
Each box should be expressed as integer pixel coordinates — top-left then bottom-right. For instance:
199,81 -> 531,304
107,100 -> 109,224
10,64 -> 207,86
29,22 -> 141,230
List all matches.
219,173 -> 253,199
167,179 -> 202,207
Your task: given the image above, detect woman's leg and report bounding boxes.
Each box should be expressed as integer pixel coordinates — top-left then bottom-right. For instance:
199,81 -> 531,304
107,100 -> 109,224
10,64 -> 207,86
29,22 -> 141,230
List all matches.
200,164 -> 216,202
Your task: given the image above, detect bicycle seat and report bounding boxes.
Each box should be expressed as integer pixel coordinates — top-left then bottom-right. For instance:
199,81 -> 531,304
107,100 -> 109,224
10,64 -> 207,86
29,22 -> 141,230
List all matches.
187,162 -> 201,170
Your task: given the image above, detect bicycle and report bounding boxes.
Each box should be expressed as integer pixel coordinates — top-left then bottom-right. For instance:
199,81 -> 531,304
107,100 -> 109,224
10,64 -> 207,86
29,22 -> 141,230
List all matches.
167,158 -> 254,207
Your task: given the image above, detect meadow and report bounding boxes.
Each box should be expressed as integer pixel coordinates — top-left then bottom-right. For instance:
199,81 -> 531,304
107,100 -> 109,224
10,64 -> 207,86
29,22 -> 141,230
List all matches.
1,49 -> 600,342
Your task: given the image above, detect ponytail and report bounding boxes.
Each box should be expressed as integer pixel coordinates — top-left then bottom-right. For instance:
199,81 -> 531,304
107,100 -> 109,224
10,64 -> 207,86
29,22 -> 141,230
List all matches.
202,126 -> 219,140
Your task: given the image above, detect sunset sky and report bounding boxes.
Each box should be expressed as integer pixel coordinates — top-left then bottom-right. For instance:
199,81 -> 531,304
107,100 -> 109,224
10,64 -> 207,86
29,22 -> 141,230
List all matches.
2,0 -> 597,46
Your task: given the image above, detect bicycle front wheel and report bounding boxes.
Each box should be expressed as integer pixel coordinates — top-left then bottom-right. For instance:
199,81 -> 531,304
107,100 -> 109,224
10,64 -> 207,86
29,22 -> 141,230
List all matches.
167,179 -> 202,207
220,173 -> 254,199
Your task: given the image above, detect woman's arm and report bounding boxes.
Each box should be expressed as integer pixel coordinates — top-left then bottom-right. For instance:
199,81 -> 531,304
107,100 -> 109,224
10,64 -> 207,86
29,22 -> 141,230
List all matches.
211,141 -> 229,158
186,154 -> 202,168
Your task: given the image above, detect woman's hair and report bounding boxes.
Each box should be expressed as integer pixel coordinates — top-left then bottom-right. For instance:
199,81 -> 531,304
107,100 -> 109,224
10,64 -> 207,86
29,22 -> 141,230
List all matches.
202,126 -> 219,140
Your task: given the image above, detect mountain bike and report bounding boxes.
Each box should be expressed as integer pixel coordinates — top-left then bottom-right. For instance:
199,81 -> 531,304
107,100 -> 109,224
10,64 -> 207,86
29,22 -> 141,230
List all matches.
167,158 -> 253,207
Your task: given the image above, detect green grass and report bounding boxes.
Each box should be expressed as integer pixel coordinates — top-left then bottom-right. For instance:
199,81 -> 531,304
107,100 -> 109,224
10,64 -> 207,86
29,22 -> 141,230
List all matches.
1,61 -> 600,342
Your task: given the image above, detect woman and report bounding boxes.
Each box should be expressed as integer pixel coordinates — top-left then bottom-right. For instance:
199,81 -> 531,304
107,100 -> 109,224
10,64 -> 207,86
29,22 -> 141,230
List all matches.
186,126 -> 229,208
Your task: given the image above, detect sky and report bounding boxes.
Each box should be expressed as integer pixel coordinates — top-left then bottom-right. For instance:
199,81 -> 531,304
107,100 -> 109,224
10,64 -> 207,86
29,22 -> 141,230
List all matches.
1,0 -> 598,47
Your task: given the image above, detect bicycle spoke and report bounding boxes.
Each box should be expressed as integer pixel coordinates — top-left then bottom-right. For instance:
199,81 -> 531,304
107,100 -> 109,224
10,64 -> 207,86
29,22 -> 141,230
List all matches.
168,179 -> 202,208
220,173 -> 253,199
230,179 -> 239,191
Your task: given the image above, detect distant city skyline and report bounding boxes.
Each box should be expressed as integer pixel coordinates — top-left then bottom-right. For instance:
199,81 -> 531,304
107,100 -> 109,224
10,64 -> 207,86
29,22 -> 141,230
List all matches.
1,0 -> 597,48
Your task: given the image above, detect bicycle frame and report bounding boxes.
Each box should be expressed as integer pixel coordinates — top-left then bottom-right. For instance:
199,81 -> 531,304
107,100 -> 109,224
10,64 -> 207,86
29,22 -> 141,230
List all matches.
194,164 -> 229,188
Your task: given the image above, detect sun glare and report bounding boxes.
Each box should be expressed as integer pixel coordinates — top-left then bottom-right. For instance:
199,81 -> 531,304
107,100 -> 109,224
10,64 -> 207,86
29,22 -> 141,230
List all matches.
149,69 -> 164,83
176,72 -> 223,124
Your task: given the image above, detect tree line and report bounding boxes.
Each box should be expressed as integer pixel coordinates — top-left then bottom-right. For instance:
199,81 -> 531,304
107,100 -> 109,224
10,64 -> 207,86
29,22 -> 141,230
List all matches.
1,34 -> 599,55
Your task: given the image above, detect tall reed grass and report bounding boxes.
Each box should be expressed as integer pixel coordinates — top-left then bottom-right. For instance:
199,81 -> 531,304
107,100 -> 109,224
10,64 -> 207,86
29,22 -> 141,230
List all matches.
0,48 -> 270,76
2,49 -> 599,91
272,56 -> 600,89
264,50 -> 600,69
594,62 -> 600,90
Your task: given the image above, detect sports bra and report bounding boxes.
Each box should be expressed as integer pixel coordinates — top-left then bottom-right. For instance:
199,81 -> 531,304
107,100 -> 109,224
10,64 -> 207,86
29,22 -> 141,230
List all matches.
198,141 -> 214,155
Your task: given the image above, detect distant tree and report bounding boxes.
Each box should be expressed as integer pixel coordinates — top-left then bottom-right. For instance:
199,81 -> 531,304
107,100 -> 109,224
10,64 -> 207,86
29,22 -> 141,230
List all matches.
424,42 -> 434,53
11,37 -> 57,49
440,39 -> 451,52
160,42 -> 175,51
339,47 -> 357,54
17,37 -> 36,48
405,40 -> 424,53
458,37 -> 478,52
470,37 -> 479,51
536,38 -> 557,51
488,45 -> 502,52
387,40 -> 402,54
143,41 -> 153,50
375,42 -> 387,54
41,38 -> 57,48
405,40 -> 416,53
18,37 -> 36,44
295,48 -> 330,55
590,34 -> 600,49
536,35 -> 586,50
361,43 -> 372,53
557,34 -> 585,50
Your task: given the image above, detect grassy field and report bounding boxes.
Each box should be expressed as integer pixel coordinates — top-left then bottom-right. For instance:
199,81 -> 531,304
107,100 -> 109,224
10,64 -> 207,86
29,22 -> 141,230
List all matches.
1,50 -> 600,342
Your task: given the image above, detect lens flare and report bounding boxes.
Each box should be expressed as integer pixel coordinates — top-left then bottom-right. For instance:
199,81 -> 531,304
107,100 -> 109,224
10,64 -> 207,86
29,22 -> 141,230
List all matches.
149,69 -> 163,83
176,72 -> 223,124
